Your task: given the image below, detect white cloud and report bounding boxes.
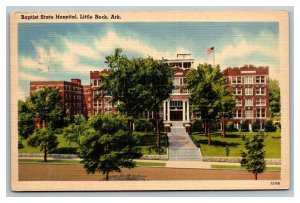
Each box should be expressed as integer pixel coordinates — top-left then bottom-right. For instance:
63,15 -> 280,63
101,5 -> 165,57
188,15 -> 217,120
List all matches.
19,72 -> 48,81
217,39 -> 278,65
17,88 -> 27,101
63,39 -> 101,60
20,56 -> 49,72
94,31 -> 176,60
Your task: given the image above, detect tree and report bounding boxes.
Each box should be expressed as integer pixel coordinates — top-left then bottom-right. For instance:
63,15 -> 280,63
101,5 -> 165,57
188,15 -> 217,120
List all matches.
27,127 -> 58,162
240,133 -> 266,180
103,49 -> 173,149
63,114 -> 87,144
27,87 -> 64,129
226,121 -> 237,132
186,63 -> 230,145
269,79 -> 281,115
78,113 -> 142,181
240,119 -> 249,132
251,118 -> 261,132
264,120 -> 277,132
215,81 -> 236,137
18,100 -> 35,139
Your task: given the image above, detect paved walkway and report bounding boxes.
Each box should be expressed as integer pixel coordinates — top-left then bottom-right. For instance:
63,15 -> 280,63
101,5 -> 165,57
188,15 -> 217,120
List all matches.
167,122 -> 202,161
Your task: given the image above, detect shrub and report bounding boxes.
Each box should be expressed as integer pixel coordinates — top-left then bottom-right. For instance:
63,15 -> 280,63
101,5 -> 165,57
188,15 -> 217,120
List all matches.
226,121 -> 237,132
134,118 -> 153,132
190,119 -> 203,132
264,120 -> 277,132
18,139 -> 24,149
240,119 -> 249,132
252,119 -> 261,132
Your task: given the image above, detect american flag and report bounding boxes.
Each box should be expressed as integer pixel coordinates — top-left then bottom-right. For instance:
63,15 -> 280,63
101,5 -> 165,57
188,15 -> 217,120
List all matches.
207,47 -> 214,54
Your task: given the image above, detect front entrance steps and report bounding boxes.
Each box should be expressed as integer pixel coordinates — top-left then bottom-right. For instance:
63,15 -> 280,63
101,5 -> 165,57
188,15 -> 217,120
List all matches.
168,123 -> 202,161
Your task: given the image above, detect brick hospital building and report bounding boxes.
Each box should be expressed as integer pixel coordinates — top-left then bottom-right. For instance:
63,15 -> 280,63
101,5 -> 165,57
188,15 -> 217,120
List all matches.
29,56 -> 270,131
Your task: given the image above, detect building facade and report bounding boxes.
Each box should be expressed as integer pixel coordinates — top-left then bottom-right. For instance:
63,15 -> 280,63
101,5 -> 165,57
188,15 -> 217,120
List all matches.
29,57 -> 270,131
162,55 -> 194,131
30,79 -> 92,117
223,65 -> 270,130
90,70 -> 117,115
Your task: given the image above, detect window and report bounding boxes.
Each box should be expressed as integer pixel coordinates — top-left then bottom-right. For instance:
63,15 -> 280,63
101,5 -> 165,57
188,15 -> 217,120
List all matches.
173,78 -> 180,86
256,99 -> 266,106
232,77 -> 242,84
105,100 -> 112,107
245,99 -> 253,106
245,88 -> 253,95
236,99 -> 242,106
245,110 -> 253,118
234,88 -> 242,95
170,100 -> 182,107
93,80 -> 98,87
256,108 -> 266,118
256,87 -> 266,95
244,76 -> 253,84
88,96 -> 91,101
256,76 -> 265,84
235,110 -> 242,118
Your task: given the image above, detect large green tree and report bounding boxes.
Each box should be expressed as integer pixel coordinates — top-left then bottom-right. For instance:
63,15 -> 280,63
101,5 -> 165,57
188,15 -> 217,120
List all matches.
186,63 -> 231,145
215,79 -> 236,138
63,114 -> 87,144
26,87 -> 64,128
269,79 -> 281,115
21,88 -> 64,161
240,133 -> 266,180
18,100 -> 35,139
103,48 -> 174,149
78,113 -> 142,181
27,127 -> 58,162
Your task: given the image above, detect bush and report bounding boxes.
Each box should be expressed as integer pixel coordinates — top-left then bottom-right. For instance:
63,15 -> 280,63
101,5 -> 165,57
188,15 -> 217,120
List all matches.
190,119 -> 203,132
18,139 -> 24,149
240,119 -> 249,132
134,118 -> 153,132
226,121 -> 237,132
264,120 -> 277,132
252,119 -> 261,132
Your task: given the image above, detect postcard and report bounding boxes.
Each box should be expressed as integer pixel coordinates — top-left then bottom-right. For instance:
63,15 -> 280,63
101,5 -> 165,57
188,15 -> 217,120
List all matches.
10,10 -> 290,191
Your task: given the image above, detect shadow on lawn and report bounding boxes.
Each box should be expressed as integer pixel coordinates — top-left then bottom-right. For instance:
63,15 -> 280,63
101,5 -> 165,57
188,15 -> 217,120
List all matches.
198,139 -> 240,147
51,147 -> 78,154
104,174 -> 146,181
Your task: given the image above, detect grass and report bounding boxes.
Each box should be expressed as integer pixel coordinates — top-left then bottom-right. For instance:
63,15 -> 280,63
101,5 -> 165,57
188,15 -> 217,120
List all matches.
19,131 -> 168,156
190,131 -> 281,159
211,164 -> 281,171
133,131 -> 168,155
18,159 -> 166,167
18,159 -> 81,164
136,161 -> 166,167
19,134 -> 78,154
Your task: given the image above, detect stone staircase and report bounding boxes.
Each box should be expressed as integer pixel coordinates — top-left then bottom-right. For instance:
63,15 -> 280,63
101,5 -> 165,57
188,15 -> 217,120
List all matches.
168,123 -> 201,161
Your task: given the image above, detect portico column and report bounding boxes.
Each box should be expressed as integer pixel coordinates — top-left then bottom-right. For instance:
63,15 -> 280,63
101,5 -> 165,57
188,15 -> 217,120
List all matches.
163,101 -> 167,121
187,100 -> 190,121
182,101 -> 186,121
167,100 -> 171,121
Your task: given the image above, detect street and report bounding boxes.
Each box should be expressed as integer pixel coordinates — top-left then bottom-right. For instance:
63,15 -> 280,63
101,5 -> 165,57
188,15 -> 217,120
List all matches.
19,163 -> 280,181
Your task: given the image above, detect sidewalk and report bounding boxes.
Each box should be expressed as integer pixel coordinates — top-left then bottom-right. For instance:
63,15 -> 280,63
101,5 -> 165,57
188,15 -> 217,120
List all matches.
19,154 -> 280,170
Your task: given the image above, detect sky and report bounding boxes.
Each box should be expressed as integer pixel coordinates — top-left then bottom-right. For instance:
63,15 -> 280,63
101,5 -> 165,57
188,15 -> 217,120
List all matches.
18,22 -> 279,100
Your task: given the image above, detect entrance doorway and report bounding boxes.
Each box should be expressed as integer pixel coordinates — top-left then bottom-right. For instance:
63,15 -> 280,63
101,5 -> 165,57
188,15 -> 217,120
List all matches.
170,111 -> 183,121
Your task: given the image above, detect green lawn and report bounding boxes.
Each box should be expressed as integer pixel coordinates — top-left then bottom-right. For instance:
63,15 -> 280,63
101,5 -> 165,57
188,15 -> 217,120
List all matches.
19,134 -> 78,154
19,131 -> 168,156
210,164 -> 281,171
190,131 -> 281,159
133,131 -> 168,155
18,159 -> 166,167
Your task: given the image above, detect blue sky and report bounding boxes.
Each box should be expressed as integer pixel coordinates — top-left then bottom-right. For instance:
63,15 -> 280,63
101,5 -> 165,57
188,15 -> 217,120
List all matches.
18,22 -> 279,100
